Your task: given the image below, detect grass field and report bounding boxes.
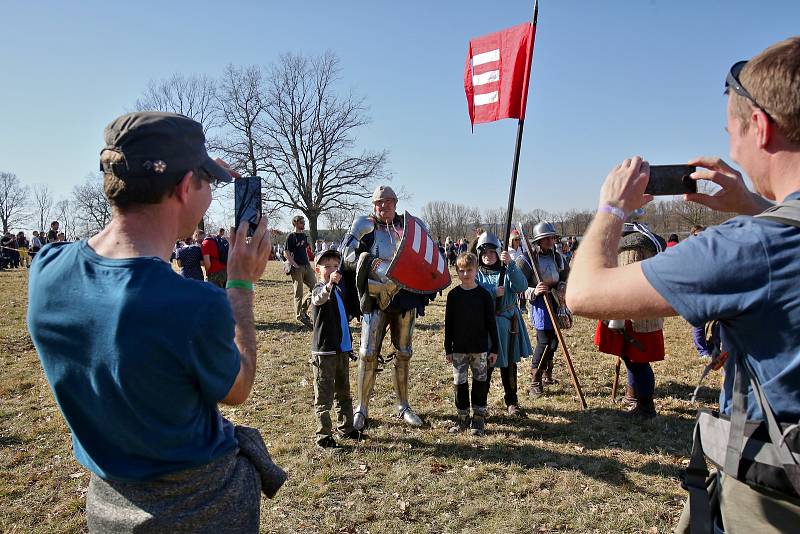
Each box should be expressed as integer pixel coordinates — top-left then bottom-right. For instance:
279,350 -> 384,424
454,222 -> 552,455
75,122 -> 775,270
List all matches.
0,261 -> 721,533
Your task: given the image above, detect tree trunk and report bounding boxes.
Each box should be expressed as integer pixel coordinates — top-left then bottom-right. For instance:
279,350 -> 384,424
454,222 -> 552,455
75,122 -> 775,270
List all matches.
309,214 -> 318,244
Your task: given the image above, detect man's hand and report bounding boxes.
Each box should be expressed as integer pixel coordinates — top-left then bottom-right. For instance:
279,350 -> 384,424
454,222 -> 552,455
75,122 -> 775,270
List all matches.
446,353 -> 453,364
533,282 -> 549,297
495,286 -> 505,298
488,353 -> 498,366
685,156 -> 772,215
227,216 -> 271,283
599,156 -> 654,213
499,250 -> 512,265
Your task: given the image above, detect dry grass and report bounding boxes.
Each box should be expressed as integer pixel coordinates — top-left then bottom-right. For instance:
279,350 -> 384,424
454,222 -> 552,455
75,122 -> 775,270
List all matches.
0,262 -> 721,533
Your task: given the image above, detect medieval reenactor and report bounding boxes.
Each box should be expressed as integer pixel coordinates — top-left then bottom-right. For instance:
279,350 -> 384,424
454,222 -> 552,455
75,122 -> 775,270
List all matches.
515,221 -> 571,397
593,222 -> 666,419
342,185 -> 449,430
475,232 -> 532,416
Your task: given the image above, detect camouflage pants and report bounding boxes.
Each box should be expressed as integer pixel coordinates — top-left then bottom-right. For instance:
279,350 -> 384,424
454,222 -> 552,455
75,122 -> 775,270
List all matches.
451,353 -> 488,415
310,352 -> 354,440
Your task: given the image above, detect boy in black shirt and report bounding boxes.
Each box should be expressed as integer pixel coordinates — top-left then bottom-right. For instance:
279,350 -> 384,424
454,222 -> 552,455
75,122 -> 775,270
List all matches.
445,253 -> 498,436
309,249 -> 358,448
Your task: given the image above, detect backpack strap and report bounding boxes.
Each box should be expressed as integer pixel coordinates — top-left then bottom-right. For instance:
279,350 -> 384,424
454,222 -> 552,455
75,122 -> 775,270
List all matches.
754,199 -> 800,228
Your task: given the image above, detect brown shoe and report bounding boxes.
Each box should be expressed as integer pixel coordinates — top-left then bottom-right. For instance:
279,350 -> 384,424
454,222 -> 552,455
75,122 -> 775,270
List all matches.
624,396 -> 656,419
622,384 -> 637,409
507,404 -> 526,417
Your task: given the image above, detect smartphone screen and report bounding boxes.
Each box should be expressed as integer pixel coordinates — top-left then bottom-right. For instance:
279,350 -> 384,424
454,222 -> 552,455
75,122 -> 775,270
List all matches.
234,176 -> 262,236
646,165 -> 697,196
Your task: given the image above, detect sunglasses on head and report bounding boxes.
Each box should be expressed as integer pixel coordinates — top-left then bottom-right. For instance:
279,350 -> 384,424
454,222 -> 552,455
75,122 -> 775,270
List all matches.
725,60 -> 773,120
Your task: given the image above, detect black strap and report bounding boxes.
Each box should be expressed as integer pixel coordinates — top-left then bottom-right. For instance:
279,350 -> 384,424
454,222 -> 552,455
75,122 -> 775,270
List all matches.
686,423 -> 713,534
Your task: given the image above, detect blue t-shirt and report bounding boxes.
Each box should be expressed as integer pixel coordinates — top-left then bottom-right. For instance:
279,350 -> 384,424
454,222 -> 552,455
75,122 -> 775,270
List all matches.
28,241 -> 241,482
333,289 -> 352,352
641,191 -> 800,421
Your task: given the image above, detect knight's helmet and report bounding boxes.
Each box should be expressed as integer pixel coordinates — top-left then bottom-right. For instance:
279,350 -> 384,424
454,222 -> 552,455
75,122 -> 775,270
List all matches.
618,222 -> 666,266
476,232 -> 501,253
532,221 -> 557,242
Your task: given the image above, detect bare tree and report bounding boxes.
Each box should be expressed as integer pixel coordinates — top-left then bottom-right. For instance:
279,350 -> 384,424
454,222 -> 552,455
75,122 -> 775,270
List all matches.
324,207 -> 356,239
260,52 -> 388,242
135,74 -> 219,134
72,173 -> 111,238
0,171 -> 29,234
32,184 -> 54,234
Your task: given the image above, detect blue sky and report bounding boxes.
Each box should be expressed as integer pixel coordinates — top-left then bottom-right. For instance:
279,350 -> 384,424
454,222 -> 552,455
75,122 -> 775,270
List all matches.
1,0 -> 798,229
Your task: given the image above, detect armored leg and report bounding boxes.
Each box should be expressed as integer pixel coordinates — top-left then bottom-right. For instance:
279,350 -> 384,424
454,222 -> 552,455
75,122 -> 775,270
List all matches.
389,310 -> 422,426
354,310 -> 389,430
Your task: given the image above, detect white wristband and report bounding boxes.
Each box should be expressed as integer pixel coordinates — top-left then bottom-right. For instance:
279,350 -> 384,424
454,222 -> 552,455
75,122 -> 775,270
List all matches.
597,205 -> 626,221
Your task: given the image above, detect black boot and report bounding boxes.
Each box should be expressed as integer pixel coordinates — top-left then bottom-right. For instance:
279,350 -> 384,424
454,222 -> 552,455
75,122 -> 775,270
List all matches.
543,359 -> 558,385
529,367 -> 544,398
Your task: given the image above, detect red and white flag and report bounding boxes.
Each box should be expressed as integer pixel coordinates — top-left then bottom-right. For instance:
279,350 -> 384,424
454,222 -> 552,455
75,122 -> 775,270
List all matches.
464,22 -> 536,127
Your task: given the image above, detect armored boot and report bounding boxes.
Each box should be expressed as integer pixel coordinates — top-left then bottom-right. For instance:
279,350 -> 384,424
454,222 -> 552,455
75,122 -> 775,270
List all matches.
625,396 -> 657,419
392,356 -> 423,427
353,356 -> 379,431
529,367 -> 544,398
448,409 -> 470,433
622,384 -> 637,410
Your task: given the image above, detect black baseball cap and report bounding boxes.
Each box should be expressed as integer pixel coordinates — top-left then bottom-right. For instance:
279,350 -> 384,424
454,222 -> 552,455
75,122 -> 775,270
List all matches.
100,112 -> 232,183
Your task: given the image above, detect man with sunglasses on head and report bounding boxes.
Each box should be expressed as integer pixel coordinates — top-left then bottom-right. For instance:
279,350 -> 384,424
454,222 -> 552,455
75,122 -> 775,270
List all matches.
28,112 -> 284,532
567,37 -> 800,532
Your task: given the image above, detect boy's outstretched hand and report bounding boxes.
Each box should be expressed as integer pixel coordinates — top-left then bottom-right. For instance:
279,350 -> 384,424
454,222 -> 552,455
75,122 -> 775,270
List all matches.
445,353 -> 453,364
488,353 -> 497,366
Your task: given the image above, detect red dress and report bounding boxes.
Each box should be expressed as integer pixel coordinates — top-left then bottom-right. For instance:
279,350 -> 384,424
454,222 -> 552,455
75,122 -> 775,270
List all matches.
594,320 -> 664,363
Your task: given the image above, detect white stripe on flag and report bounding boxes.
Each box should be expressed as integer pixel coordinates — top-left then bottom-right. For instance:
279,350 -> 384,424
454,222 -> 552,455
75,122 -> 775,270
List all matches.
424,236 -> 434,264
437,254 -> 445,274
474,91 -> 499,106
411,219 -> 422,253
472,70 -> 499,87
472,49 -> 499,67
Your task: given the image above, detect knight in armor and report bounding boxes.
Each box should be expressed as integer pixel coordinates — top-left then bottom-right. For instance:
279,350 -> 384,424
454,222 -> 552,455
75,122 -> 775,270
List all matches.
593,223 -> 666,419
341,185 -> 436,430
516,222 -> 570,398
475,232 -> 532,416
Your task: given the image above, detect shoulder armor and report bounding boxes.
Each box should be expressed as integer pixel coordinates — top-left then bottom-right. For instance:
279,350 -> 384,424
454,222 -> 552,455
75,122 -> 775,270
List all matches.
348,215 -> 375,241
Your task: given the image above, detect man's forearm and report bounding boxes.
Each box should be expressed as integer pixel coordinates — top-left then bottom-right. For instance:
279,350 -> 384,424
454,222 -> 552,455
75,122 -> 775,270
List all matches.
566,213 -> 623,310
228,289 -> 257,398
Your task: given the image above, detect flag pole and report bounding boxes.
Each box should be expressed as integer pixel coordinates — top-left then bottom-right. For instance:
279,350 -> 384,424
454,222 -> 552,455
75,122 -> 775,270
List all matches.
498,0 -> 538,287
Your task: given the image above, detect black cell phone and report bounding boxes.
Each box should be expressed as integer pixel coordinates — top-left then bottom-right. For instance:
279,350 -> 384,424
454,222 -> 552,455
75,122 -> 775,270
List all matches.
645,165 -> 697,196
234,176 -> 262,237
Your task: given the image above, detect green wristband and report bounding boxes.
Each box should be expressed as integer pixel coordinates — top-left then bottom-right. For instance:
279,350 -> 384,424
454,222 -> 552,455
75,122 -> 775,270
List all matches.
226,279 -> 254,292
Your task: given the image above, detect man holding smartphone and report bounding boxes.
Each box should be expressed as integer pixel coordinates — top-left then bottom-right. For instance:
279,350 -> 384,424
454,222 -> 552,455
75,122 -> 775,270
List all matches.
28,112 -> 283,532
567,38 -> 800,532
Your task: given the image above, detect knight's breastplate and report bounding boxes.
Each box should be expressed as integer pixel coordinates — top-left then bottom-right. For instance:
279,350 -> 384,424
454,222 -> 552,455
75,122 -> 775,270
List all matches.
538,253 -> 560,286
369,223 -> 403,261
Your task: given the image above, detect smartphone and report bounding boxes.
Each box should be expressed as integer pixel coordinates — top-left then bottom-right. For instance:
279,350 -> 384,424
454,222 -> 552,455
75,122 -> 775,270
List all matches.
646,165 -> 697,196
234,176 -> 262,236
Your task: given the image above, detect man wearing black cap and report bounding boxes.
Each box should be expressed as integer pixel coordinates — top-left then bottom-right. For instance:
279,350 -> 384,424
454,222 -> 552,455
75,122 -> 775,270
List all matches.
28,112 -> 284,532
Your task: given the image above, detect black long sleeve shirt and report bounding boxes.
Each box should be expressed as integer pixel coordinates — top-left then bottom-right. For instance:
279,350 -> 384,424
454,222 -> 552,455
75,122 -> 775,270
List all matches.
444,285 -> 499,355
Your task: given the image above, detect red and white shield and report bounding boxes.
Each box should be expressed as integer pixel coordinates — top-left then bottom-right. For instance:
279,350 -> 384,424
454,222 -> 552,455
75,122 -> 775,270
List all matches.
386,211 -> 452,293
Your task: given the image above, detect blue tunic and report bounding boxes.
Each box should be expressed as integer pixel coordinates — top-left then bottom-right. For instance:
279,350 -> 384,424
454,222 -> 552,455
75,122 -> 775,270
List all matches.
476,261 -> 532,368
